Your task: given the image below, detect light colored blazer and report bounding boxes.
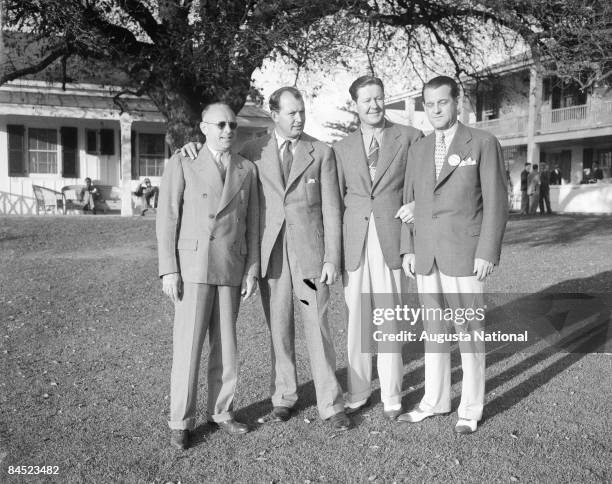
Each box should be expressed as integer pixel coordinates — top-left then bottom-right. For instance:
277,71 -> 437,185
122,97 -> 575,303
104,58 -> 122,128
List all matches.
334,121 -> 423,272
240,132 -> 341,279
402,122 -> 508,277
156,148 -> 259,286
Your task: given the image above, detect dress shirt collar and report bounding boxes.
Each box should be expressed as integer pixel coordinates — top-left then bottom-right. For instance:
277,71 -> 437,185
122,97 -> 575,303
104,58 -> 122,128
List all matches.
361,121 -> 385,150
434,120 -> 458,151
275,131 -> 299,152
205,145 -> 229,166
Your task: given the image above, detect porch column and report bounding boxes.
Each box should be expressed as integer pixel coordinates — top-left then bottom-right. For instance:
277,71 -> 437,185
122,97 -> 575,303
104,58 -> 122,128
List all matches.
459,85 -> 472,125
120,113 -> 133,216
405,96 -> 415,127
526,67 -> 543,166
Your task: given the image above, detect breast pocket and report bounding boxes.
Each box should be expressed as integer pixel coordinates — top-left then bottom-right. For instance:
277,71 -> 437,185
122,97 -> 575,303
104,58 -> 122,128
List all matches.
305,181 -> 321,206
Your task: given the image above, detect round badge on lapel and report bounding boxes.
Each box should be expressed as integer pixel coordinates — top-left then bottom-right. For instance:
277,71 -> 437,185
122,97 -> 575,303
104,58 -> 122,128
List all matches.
448,154 -> 461,166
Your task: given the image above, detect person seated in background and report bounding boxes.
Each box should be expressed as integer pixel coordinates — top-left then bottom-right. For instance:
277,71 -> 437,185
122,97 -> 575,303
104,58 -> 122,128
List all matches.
133,178 -> 159,215
80,177 -> 101,214
591,162 -> 604,181
580,168 -> 593,184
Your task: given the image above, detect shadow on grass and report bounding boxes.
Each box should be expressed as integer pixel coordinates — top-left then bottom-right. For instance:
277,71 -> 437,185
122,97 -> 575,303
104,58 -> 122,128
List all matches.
503,213 -> 612,248
189,270 -> 610,442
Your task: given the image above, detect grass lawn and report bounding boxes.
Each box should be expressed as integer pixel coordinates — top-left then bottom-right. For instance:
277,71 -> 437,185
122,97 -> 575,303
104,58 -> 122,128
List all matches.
0,213 -> 611,483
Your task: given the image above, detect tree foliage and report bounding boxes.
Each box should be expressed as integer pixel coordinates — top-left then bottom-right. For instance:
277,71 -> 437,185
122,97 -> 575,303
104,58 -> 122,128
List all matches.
1,0 -> 609,148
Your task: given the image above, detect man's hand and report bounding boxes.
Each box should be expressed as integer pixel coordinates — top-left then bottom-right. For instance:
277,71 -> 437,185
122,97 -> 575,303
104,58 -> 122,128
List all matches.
180,142 -> 202,159
473,258 -> 494,281
319,262 -> 338,285
402,253 -> 415,279
241,274 -> 258,300
394,201 -> 415,224
162,273 -> 182,304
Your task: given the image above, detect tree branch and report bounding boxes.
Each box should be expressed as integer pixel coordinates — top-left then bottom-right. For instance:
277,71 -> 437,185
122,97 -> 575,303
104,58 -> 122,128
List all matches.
0,44 -> 68,85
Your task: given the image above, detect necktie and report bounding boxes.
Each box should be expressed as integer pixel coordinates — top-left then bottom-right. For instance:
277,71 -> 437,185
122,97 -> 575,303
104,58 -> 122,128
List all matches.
282,140 -> 293,186
434,132 -> 446,180
214,152 -> 226,183
367,136 -> 379,181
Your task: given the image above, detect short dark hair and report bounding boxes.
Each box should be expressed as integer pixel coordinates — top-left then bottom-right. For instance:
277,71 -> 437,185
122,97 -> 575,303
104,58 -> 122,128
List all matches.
524,162 -> 531,167
269,86 -> 303,113
532,164 -> 539,170
422,76 -> 460,99
201,102 -> 233,120
349,75 -> 385,101
84,177 -> 92,183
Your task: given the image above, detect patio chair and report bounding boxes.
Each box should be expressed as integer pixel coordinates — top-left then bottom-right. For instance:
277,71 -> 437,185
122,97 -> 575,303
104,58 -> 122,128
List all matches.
32,184 -> 65,215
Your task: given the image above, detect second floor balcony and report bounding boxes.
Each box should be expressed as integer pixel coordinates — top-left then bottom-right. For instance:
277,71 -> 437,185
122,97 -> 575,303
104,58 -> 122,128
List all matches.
539,100 -> 612,133
470,100 -> 612,139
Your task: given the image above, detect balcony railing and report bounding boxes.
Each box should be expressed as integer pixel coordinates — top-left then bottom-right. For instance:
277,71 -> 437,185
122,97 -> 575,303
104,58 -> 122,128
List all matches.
470,115 -> 528,138
539,101 -> 612,133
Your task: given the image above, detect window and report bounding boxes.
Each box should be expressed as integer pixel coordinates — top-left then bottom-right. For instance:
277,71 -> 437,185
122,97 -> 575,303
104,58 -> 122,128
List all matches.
28,128 -> 58,174
138,133 -> 166,177
86,128 -> 115,155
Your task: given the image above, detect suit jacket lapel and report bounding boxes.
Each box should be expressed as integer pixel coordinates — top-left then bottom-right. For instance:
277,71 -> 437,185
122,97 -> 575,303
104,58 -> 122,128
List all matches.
285,137 -> 314,193
372,122 -> 401,190
216,153 -> 247,215
258,135 -> 285,195
422,134 -> 437,192
195,147 -> 223,199
435,122 -> 472,189
347,129 -> 372,190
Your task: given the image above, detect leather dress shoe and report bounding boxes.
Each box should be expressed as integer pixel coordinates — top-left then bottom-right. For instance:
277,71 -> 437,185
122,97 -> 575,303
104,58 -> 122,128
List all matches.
257,406 -> 292,424
383,407 -> 403,421
454,418 -> 477,434
214,418 -> 249,435
170,429 -> 190,450
329,411 -> 353,431
345,397 -> 372,415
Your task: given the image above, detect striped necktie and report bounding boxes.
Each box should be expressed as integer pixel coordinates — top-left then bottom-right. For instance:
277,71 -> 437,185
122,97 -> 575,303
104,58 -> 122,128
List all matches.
434,132 -> 446,180
367,136 -> 379,181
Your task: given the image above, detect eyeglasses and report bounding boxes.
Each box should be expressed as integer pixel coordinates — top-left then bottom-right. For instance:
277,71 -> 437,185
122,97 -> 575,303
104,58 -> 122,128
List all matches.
203,121 -> 238,130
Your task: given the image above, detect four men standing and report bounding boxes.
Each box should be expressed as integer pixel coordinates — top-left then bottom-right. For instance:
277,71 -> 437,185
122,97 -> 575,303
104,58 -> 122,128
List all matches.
159,75 -> 509,448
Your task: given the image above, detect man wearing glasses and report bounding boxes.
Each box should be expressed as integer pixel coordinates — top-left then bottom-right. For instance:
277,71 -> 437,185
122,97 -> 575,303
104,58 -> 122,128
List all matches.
157,103 -> 260,450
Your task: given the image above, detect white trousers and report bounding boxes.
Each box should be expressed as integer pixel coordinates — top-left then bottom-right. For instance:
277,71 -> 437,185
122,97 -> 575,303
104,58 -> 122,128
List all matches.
417,262 -> 485,421
344,217 -> 404,408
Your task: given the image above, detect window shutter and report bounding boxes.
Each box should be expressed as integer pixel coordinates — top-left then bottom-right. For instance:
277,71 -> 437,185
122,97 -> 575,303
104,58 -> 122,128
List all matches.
131,130 -> 138,180
7,125 -> 27,177
100,129 -> 115,155
61,127 -> 79,178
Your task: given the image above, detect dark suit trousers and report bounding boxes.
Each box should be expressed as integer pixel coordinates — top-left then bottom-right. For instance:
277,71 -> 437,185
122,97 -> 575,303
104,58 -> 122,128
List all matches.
539,189 -> 551,214
520,190 -> 529,214
259,226 -> 345,420
169,282 -> 240,430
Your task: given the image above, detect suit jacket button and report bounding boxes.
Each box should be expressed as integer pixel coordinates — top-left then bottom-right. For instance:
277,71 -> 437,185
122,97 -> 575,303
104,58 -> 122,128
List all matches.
202,193 -> 207,198
432,215 -> 438,219
370,195 -> 374,200
209,235 -> 215,240
364,216 -> 369,221
209,214 -> 215,219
